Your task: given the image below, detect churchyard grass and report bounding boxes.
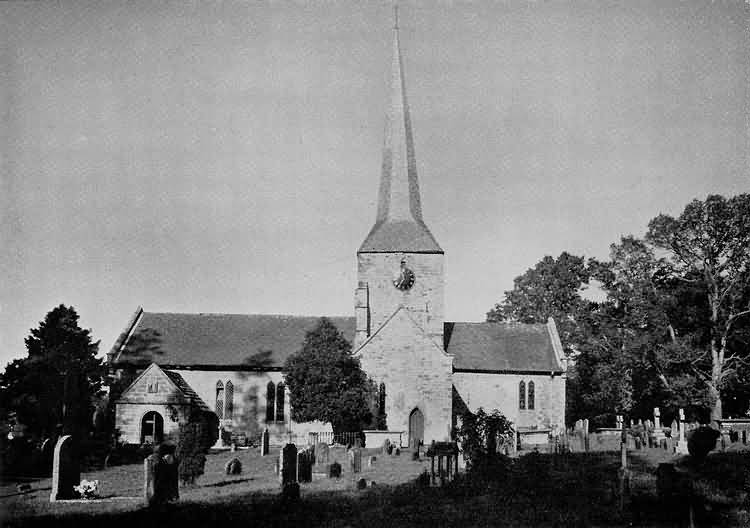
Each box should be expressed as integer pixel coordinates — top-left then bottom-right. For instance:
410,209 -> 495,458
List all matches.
2,446 -> 749,527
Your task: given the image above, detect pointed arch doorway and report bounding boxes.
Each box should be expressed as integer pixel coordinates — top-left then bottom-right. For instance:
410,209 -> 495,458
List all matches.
408,408 -> 424,449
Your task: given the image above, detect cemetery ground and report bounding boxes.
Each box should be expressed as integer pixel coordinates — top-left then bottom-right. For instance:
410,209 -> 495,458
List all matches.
2,445 -> 750,527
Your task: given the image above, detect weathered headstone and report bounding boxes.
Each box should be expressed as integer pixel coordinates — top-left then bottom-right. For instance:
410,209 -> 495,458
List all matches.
280,443 -> 298,485
144,453 -> 159,504
367,455 -> 376,468
349,448 -> 362,473
654,407 -> 661,429
356,478 -> 367,490
50,436 -> 79,501
382,438 -> 391,455
144,450 -> 179,505
297,448 -> 313,483
315,442 -> 330,465
261,427 -> 270,456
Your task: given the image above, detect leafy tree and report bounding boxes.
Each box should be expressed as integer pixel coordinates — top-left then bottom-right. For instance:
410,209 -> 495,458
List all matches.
0,305 -> 104,440
487,252 -> 596,357
646,194 -> 750,422
283,318 -> 375,433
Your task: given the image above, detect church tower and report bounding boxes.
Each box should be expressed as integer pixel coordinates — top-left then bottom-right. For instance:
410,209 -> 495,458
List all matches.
354,9 -> 445,350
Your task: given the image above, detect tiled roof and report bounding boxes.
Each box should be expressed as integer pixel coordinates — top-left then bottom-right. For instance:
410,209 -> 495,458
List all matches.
445,322 -> 564,373
358,220 -> 443,253
111,311 -> 562,374
163,369 -> 211,411
110,312 -> 356,369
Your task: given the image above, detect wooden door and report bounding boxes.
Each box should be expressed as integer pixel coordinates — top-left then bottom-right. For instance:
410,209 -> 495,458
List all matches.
409,408 -> 424,449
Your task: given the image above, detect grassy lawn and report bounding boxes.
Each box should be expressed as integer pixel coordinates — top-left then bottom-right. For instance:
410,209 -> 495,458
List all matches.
2,446 -> 749,527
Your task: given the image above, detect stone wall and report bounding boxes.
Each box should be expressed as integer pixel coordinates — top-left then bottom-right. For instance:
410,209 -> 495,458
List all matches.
356,252 -> 444,346
357,308 -> 453,444
452,371 -> 566,431
115,403 -> 185,444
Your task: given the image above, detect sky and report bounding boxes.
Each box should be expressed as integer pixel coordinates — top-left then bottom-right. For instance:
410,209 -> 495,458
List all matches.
1,1 -> 747,367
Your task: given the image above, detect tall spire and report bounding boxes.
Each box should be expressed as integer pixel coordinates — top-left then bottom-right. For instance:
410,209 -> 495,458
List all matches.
359,7 -> 442,254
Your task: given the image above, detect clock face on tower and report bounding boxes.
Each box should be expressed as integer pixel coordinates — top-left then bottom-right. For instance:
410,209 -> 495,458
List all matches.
393,259 -> 416,290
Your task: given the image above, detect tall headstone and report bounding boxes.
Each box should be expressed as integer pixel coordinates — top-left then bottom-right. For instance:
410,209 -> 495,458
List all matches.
280,443 -> 298,486
653,407 -> 661,430
144,454 -> 159,504
50,435 -> 79,501
261,427 -> 270,456
316,442 -> 330,465
297,448 -> 314,483
349,448 -> 362,473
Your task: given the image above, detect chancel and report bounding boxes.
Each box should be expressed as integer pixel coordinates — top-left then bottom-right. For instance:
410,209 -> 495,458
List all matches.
109,10 -> 566,448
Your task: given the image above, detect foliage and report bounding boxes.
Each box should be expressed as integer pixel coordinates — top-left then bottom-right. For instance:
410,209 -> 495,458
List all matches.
454,408 -> 514,471
488,194 -> 750,425
175,410 -> 219,485
283,318 -> 376,433
687,426 -> 720,461
646,194 -> 750,422
0,305 -> 104,439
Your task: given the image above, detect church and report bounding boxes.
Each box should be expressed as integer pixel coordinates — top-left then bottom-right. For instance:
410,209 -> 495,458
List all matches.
108,17 -> 567,449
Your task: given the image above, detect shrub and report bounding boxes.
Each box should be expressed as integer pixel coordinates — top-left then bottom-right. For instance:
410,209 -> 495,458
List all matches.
687,426 -> 720,461
455,408 -> 514,472
225,457 -> 242,475
357,478 -> 367,490
416,470 -> 431,487
176,411 -> 219,485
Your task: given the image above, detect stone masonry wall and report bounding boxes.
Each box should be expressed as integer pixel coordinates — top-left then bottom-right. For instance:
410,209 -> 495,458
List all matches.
115,403 -> 185,444
171,370 -> 331,445
453,372 -> 566,431
356,252 -> 444,347
357,309 -> 453,445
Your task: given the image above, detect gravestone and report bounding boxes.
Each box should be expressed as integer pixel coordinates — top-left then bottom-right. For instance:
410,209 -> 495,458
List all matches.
50,435 -> 79,501
349,448 -> 362,473
316,442 -> 330,465
40,438 -> 54,476
382,438 -> 391,455
297,448 -> 313,483
357,478 -> 367,490
280,443 -> 298,485
368,455 -> 376,468
261,428 -> 270,456
144,449 -> 179,505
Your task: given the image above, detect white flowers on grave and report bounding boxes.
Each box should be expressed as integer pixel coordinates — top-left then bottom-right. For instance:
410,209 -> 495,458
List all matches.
73,479 -> 99,500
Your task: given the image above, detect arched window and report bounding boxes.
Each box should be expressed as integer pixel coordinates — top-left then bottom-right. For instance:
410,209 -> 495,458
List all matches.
527,381 -> 535,410
276,383 -> 285,422
225,381 -> 234,420
266,381 -> 276,423
141,411 -> 163,444
519,381 -> 526,410
215,381 -> 225,419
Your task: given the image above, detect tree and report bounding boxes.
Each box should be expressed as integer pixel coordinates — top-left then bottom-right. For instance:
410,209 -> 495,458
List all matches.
646,194 -> 750,423
283,318 -> 375,433
0,305 -> 104,440
487,252 -> 595,357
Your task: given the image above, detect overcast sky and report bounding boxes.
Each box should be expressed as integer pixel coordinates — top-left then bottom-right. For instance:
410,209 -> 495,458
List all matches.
1,1 -> 747,367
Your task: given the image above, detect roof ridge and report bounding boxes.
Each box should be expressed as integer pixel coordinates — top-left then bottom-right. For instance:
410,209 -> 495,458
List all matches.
143,311 -> 354,319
